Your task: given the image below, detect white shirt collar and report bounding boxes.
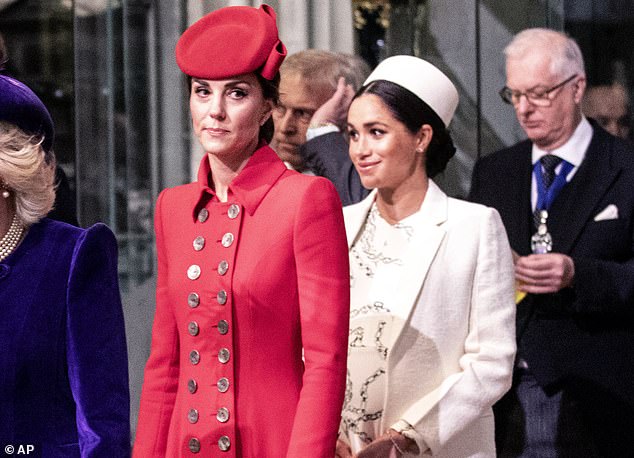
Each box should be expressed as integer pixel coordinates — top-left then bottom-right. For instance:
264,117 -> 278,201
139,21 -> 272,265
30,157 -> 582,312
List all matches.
531,116 -> 593,168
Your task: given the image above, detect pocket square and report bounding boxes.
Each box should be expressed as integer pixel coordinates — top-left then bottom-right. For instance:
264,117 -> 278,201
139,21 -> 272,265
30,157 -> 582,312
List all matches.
594,204 -> 619,221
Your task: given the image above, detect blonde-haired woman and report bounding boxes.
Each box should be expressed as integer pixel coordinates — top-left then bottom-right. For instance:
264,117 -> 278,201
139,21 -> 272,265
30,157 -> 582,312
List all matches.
0,74 -> 130,457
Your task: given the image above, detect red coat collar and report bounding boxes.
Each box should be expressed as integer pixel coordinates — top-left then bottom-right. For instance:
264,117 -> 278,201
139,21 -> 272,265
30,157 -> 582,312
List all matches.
193,144 -> 288,220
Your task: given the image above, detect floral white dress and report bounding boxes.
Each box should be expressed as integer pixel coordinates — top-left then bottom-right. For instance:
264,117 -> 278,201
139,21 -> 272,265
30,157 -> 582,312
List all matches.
341,202 -> 422,452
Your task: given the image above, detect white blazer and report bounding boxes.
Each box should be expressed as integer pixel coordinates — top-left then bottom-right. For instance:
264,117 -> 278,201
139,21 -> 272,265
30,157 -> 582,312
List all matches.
343,181 -> 516,457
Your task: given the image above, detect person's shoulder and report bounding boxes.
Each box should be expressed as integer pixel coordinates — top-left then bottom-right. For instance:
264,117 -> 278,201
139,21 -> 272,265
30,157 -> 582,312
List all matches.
477,139 -> 531,168
447,195 -> 499,219
279,170 -> 339,194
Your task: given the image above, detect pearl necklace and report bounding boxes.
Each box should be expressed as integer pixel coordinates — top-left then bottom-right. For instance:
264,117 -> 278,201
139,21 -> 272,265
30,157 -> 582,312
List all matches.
0,213 -> 24,262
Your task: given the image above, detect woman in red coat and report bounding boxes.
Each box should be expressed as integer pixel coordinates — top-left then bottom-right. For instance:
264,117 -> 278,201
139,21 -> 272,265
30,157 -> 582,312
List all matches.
133,5 -> 350,458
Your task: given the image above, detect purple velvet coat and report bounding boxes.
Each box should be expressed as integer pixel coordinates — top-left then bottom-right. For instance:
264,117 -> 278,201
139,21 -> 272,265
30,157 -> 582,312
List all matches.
0,218 -> 130,457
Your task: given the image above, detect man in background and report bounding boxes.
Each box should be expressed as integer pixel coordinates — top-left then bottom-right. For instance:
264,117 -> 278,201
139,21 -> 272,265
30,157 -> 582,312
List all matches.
470,28 -> 634,456
271,50 -> 369,182
582,82 -> 631,140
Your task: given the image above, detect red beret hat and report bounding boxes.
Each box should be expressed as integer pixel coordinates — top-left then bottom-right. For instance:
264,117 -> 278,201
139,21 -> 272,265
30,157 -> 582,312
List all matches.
176,4 -> 286,80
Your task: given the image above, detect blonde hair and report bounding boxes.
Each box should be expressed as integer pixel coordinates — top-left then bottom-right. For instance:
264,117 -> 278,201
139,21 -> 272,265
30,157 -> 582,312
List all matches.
0,121 -> 56,225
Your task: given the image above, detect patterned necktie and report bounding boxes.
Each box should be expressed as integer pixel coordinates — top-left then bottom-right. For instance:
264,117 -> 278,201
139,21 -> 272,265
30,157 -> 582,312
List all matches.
540,154 -> 563,189
534,154 -> 563,228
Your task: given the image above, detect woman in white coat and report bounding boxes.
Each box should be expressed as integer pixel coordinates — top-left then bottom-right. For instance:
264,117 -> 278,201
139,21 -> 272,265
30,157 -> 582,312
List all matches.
336,56 -> 516,458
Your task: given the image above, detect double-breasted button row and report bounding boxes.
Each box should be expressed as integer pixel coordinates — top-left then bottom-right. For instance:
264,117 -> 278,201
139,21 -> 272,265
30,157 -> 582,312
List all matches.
188,379 -> 198,394
190,350 -> 200,365
187,435 -> 232,453
217,290 -> 227,305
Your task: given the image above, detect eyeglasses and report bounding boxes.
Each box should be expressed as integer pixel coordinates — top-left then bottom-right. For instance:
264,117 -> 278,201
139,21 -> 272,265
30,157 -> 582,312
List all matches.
499,74 -> 578,107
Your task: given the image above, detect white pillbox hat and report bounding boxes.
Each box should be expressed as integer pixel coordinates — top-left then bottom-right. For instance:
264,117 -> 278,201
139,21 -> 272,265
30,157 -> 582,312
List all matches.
363,55 -> 459,127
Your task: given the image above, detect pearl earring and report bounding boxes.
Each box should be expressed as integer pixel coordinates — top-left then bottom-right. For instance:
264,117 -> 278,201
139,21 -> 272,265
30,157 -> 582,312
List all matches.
1,190 -> 8,199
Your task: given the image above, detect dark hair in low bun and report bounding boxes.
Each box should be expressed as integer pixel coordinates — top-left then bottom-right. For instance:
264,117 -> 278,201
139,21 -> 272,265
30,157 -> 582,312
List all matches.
353,80 -> 456,177
255,72 -> 280,144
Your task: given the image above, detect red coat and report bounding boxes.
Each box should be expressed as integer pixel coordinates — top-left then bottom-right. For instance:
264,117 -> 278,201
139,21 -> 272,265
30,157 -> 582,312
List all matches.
134,146 -> 350,457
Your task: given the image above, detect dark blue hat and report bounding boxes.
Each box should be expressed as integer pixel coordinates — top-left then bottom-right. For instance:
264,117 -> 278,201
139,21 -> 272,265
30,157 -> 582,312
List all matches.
0,74 -> 54,158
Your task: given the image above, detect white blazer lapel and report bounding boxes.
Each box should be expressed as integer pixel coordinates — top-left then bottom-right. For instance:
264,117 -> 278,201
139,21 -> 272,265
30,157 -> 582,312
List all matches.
343,183 -> 449,344
344,190 -> 377,249
388,181 -> 448,344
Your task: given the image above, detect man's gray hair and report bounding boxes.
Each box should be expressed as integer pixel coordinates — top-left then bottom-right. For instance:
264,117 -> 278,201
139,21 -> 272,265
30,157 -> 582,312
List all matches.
504,28 -> 585,79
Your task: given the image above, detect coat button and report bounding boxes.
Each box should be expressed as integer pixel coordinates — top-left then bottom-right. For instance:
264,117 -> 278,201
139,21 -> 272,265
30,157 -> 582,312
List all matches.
187,264 -> 201,280
217,377 -> 229,393
217,290 -> 227,305
217,319 -> 229,335
193,236 -> 205,251
188,292 -> 200,308
227,204 -> 240,219
217,260 -> 229,276
221,232 -> 234,247
188,408 -> 199,424
188,437 -> 201,453
217,407 -> 230,423
190,350 -> 200,365
198,208 -> 209,223
218,348 -> 230,363
188,379 -> 198,394
188,321 -> 199,336
218,435 -> 231,451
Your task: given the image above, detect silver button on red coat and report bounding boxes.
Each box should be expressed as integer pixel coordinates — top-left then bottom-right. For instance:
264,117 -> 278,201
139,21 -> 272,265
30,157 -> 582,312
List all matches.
198,208 -> 209,223
217,377 -> 229,393
218,348 -> 230,363
190,350 -> 200,365
187,264 -> 201,280
227,204 -> 240,219
188,408 -> 199,424
217,319 -> 229,335
217,290 -> 227,305
217,260 -> 229,276
188,437 -> 201,453
193,236 -> 205,251
188,321 -> 199,336
216,407 -> 230,423
188,292 -> 200,308
188,379 -> 198,394
221,232 -> 234,248
218,435 -> 231,452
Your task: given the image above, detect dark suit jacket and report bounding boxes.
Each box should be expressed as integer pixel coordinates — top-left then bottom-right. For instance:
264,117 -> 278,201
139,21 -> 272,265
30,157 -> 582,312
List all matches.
469,123 -> 634,407
300,132 -> 370,206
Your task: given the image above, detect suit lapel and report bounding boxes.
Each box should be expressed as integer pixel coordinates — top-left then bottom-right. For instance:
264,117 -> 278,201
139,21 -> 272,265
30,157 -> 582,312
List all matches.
389,184 -> 446,344
548,128 -> 621,254
343,184 -> 447,345
508,144 -> 534,255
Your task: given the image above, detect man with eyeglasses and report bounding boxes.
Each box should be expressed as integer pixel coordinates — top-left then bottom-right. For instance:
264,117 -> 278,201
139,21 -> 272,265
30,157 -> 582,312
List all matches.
470,28 -> 634,456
